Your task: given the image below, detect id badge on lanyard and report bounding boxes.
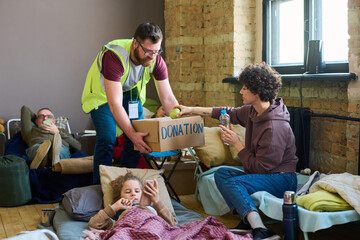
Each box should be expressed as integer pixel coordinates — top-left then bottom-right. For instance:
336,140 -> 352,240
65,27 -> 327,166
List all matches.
128,100 -> 139,119
128,69 -> 144,120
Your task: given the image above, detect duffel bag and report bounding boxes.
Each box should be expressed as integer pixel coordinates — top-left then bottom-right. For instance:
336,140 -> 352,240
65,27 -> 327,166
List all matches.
0,154 -> 32,206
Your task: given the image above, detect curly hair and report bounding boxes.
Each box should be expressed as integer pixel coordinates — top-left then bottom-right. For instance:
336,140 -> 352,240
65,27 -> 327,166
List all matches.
134,23 -> 163,44
238,62 -> 282,101
110,173 -> 143,203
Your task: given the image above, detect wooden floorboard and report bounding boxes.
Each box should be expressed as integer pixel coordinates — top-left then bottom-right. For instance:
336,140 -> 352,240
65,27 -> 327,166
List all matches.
0,214 -> 7,239
18,205 -> 41,231
0,203 -> 59,239
1,207 -> 26,238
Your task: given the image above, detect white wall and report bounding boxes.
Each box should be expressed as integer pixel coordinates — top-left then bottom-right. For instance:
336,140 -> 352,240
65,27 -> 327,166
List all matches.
0,0 -> 164,133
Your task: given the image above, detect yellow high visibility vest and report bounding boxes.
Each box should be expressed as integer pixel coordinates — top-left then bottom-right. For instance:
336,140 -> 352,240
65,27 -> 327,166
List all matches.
81,39 -> 156,113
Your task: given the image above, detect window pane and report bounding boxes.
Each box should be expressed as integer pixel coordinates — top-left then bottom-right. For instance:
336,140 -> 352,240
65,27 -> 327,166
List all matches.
321,0 -> 348,62
270,0 -> 304,65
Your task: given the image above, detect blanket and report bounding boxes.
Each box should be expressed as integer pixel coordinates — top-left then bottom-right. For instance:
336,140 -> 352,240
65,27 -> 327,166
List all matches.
85,207 -> 252,240
296,189 -> 353,212
310,172 -> 360,214
197,166 -> 243,215
53,156 -> 93,174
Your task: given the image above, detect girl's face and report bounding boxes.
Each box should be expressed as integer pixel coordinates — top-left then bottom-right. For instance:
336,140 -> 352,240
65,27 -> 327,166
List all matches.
120,180 -> 142,204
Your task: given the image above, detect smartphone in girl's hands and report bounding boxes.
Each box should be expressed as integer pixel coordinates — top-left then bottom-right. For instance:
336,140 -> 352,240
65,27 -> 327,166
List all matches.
139,180 -> 154,206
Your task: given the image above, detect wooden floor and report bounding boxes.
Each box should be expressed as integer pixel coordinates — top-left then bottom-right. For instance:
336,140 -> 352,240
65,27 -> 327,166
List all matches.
1,194 -> 359,239
0,202 -> 58,239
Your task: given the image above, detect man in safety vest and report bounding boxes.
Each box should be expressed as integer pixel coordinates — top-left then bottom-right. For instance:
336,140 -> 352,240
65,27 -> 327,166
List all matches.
82,23 -> 179,184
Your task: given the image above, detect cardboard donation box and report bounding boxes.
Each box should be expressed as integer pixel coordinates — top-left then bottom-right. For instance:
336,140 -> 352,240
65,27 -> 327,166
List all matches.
132,116 -> 205,152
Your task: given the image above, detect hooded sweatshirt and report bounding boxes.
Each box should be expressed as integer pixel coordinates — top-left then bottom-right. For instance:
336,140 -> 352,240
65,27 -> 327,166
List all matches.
212,98 -> 298,174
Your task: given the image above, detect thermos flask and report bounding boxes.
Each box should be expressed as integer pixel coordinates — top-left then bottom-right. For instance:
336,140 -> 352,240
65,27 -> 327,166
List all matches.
283,191 -> 299,240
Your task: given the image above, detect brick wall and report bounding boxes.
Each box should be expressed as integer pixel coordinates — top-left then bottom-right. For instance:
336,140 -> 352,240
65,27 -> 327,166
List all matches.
280,80 -> 353,173
165,0 -> 255,126
165,0 -> 360,173
346,0 -> 360,174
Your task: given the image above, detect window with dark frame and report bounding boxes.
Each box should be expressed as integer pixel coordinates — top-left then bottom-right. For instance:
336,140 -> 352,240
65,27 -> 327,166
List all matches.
262,0 -> 349,75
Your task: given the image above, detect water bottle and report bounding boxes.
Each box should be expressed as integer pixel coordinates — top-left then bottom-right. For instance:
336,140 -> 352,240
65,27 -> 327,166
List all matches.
219,110 -> 230,145
282,191 -> 299,240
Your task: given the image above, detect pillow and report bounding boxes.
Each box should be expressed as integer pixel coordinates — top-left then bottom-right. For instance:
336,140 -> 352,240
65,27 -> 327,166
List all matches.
229,124 -> 246,161
55,116 -> 69,131
60,185 -> 103,221
99,165 -> 175,217
193,127 -> 233,167
193,126 -> 246,168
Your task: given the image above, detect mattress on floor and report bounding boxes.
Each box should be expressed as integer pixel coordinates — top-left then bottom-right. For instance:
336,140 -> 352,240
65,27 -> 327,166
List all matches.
49,198 -> 204,240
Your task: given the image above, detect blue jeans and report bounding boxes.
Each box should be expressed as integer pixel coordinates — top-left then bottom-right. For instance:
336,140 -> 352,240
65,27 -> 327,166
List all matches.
214,167 -> 297,222
90,90 -> 144,184
26,143 -> 71,161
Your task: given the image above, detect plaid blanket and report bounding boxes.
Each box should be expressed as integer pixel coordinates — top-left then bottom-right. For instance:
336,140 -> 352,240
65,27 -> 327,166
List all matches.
99,207 -> 252,240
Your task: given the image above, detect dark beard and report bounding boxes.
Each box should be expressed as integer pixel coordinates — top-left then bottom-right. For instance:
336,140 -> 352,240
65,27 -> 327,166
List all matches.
134,47 -> 154,67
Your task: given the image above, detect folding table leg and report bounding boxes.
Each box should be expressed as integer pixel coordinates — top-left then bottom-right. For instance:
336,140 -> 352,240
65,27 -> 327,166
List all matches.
186,147 -> 203,204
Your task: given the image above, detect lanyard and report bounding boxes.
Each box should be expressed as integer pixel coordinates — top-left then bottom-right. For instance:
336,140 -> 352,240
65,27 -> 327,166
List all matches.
130,67 -> 145,102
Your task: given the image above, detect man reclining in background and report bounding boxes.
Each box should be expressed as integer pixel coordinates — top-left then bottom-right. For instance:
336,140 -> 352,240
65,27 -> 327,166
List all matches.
21,105 -> 81,169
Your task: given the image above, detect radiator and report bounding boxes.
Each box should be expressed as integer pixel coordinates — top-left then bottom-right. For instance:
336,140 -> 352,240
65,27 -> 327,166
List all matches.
287,107 -> 312,172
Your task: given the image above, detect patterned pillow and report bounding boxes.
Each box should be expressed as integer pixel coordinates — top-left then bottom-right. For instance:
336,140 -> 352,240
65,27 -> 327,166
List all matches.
55,116 -> 69,132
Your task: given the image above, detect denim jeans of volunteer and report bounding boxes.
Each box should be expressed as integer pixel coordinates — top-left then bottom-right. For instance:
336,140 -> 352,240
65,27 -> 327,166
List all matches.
119,90 -> 144,168
90,89 -> 144,184
26,143 -> 71,161
214,167 -> 297,222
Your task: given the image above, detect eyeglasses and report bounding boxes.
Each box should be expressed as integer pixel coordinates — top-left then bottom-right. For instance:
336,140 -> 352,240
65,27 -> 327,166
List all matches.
137,39 -> 163,56
37,114 -> 54,119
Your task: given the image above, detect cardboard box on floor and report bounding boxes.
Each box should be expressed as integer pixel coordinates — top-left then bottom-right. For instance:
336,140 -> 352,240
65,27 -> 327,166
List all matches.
161,160 -> 198,195
132,116 -> 205,152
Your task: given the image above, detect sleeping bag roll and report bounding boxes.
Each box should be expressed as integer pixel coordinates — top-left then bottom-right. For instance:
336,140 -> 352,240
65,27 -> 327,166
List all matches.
0,154 -> 32,206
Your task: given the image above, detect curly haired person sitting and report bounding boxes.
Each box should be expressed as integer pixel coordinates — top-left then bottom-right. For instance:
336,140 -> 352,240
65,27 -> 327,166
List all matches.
177,62 -> 298,240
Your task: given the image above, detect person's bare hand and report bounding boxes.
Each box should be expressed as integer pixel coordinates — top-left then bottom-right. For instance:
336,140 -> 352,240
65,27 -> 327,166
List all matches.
41,121 -> 59,134
131,132 -> 152,153
219,124 -> 244,151
177,105 -> 191,117
112,198 -> 133,211
142,179 -> 159,204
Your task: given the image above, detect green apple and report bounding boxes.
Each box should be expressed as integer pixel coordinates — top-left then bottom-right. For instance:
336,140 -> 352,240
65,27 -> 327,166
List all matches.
43,119 -> 52,126
169,108 -> 181,119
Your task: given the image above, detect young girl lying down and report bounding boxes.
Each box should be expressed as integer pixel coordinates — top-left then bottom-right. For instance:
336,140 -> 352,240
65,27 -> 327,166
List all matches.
88,173 -> 178,230
84,173 -> 251,240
